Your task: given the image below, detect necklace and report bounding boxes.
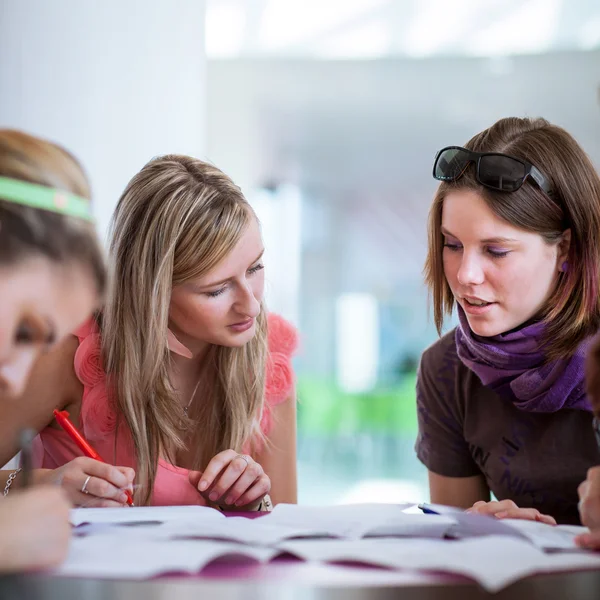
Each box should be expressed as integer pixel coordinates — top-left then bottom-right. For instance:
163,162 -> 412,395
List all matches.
183,376 -> 202,416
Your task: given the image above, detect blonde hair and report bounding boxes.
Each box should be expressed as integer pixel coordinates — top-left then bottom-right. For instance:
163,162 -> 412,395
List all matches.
0,129 -> 105,294
103,155 -> 268,505
425,117 -> 600,359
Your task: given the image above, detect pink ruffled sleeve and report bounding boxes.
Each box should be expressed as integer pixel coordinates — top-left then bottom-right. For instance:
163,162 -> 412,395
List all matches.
260,313 -> 299,436
72,318 -> 116,442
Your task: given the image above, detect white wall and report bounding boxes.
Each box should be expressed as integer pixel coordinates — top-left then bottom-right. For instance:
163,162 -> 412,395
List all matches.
206,51 -> 600,373
0,0 -> 207,240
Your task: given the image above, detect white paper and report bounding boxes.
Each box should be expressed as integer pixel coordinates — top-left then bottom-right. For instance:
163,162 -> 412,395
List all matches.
57,534 -> 276,579
75,512 -> 452,547
261,503 -> 455,539
70,505 -> 224,526
500,519 -> 590,551
153,516 -> 329,545
279,535 -> 600,593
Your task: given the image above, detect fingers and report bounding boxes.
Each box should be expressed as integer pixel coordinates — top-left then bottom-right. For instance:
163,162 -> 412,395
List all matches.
79,475 -> 131,504
73,492 -> 128,509
578,467 -> 600,530
192,450 -> 271,510
575,530 -> 600,551
578,480 -> 590,502
234,474 -> 271,508
467,500 -> 517,516
57,457 -> 135,506
197,450 -> 238,492
495,508 -> 557,525
207,456 -> 260,504
115,466 -> 136,490
82,459 -> 134,491
579,494 -> 600,529
188,470 -> 203,489
466,500 -> 555,524
223,462 -> 264,506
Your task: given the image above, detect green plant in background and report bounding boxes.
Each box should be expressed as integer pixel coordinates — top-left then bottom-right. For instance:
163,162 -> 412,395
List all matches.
296,372 -> 418,435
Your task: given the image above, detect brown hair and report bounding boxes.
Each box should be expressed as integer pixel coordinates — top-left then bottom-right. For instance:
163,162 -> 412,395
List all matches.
0,129 -> 105,295
103,155 -> 268,505
424,117 -> 600,359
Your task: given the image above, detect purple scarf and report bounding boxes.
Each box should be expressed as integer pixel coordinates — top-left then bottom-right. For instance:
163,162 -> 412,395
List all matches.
455,307 -> 592,413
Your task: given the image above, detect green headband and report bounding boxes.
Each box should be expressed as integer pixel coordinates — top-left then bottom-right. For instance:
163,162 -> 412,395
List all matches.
0,175 -> 94,222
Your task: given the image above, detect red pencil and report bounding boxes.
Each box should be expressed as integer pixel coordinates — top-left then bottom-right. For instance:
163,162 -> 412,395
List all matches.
53,408 -> 134,506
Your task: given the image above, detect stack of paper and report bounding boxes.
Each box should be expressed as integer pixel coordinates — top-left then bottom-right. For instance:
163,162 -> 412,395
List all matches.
57,503 -> 600,591
70,505 -> 223,526
278,535 -> 600,593
260,503 -> 456,539
60,535 -> 277,579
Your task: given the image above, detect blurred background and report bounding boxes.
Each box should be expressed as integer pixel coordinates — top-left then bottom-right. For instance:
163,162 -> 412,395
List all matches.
2,0 -> 599,503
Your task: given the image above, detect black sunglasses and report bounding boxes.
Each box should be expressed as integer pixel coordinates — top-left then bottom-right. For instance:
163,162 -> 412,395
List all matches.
433,146 -> 554,197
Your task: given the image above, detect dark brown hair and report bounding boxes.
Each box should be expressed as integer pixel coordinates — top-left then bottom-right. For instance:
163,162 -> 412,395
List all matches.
424,117 -> 600,359
0,129 -> 105,295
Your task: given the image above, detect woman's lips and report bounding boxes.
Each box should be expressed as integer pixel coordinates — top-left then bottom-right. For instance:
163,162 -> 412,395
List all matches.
228,318 -> 254,333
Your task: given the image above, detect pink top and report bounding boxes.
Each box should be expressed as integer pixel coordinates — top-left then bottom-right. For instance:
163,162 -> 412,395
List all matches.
32,313 -> 298,506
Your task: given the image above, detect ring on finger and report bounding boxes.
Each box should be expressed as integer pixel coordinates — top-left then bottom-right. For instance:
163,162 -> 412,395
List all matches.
235,454 -> 251,466
81,475 -> 92,494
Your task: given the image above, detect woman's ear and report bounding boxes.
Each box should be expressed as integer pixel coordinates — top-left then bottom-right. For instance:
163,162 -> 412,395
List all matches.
557,228 -> 571,272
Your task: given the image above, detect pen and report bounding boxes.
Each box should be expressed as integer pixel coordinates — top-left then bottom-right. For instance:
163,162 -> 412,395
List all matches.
417,502 -> 465,515
18,428 -> 35,489
53,408 -> 134,506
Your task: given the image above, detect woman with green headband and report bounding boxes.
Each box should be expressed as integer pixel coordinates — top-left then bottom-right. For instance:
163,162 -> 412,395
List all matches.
0,129 -> 105,572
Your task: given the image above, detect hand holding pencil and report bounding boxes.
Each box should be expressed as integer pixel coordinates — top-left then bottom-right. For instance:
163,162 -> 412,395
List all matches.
33,410 -> 135,507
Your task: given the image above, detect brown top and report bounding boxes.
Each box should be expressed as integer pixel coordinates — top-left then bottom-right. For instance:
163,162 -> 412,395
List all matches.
415,329 -> 600,524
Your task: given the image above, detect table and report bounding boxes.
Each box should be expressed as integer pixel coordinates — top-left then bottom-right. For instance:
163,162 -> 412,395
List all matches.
1,554 -> 600,599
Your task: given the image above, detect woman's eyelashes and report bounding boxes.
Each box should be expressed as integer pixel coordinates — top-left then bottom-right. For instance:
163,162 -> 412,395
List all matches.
205,288 -> 226,298
486,247 -> 510,258
204,263 -> 264,298
443,241 -> 462,252
443,241 -> 510,259
248,263 -> 264,275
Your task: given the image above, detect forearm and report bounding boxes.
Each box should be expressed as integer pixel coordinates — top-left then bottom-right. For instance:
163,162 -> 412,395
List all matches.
429,471 -> 490,508
257,392 -> 298,505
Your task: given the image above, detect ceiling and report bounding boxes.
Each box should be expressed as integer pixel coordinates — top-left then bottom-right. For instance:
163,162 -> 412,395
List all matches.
205,3 -> 600,287
206,0 -> 600,59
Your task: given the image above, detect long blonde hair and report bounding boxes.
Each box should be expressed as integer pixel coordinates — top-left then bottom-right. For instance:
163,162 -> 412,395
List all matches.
103,155 -> 268,505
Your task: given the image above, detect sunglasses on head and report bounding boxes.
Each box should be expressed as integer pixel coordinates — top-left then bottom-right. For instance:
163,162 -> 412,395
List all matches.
433,146 -> 554,197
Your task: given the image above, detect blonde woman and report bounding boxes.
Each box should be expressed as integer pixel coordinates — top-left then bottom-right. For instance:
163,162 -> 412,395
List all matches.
0,130 -> 105,570
2,155 -> 298,509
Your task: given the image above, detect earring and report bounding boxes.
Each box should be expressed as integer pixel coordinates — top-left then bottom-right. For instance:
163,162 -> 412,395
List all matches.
561,261 -> 568,273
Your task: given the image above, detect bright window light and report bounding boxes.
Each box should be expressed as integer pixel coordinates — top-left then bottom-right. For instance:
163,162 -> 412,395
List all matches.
315,20 -> 390,59
336,293 -> 379,393
258,0 -> 387,52
206,0 -> 246,58
250,184 -> 302,326
206,0 -> 600,59
465,0 -> 560,56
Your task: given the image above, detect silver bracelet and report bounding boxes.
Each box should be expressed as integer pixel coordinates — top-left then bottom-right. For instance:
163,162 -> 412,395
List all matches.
3,468 -> 22,496
260,494 -> 273,512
